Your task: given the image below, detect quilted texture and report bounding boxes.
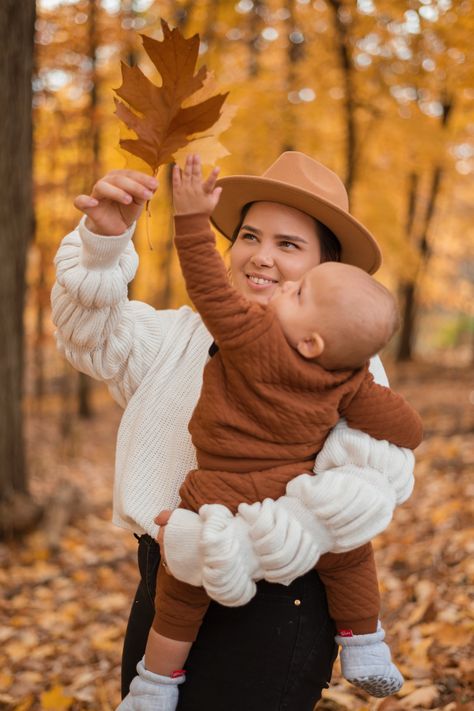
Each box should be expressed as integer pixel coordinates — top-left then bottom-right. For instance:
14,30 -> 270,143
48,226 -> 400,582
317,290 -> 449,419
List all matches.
174,213 -> 422,491
149,215 -> 422,641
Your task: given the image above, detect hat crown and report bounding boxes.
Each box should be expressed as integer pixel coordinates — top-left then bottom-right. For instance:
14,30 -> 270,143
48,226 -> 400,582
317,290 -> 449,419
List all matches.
263,151 -> 349,212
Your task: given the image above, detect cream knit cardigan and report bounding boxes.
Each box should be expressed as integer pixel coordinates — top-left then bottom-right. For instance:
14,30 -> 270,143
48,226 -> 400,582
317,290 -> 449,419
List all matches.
52,218 -> 415,605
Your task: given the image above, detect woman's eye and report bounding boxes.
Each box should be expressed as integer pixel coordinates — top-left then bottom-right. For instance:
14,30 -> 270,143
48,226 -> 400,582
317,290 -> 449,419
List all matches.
241,232 -> 257,241
280,240 -> 298,250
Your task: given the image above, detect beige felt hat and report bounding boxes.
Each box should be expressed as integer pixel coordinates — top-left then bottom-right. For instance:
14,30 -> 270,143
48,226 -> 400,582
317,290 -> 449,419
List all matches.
210,151 -> 382,274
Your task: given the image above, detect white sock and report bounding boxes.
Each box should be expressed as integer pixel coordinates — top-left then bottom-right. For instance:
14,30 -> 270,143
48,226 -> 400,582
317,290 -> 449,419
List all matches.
116,657 -> 185,711
336,623 -> 404,698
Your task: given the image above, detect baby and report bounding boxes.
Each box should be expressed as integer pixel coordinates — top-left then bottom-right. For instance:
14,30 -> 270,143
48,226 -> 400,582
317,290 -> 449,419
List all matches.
268,260 -> 398,371
119,157 -> 422,711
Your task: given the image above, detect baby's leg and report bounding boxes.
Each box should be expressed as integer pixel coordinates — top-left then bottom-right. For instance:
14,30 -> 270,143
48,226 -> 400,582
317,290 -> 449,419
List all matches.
317,543 -> 380,635
117,562 -> 210,711
317,545 -> 403,697
148,560 -> 211,673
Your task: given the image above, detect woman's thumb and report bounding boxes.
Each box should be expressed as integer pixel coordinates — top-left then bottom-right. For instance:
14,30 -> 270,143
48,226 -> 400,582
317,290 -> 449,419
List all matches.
74,195 -> 99,213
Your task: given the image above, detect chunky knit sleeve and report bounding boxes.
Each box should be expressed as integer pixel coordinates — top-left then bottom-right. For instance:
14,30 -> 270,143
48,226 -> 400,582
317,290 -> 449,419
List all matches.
164,355 -> 417,603
52,217 -> 173,407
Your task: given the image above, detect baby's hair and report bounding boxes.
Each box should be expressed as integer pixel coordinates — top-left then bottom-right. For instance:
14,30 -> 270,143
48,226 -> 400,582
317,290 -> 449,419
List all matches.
230,202 -> 342,263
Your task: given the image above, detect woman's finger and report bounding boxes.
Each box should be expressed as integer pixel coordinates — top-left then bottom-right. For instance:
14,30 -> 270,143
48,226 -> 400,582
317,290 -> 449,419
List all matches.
107,174 -> 157,201
107,169 -> 158,192
89,181 -> 137,205
74,195 -> 99,211
96,175 -> 156,202
155,510 -> 172,526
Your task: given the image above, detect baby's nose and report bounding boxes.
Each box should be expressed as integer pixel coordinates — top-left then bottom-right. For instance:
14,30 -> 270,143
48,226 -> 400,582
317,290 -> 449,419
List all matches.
281,280 -> 297,293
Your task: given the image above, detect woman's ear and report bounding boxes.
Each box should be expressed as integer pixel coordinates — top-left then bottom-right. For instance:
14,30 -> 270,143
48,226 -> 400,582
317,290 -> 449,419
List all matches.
296,332 -> 325,359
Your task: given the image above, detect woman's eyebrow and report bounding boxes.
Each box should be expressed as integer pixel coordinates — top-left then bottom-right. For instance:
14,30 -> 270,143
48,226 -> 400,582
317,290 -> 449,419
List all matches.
276,234 -> 308,244
240,225 -> 308,244
241,224 -> 261,234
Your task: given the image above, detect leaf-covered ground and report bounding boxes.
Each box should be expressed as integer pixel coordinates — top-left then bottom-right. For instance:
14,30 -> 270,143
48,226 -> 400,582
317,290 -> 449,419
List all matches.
0,362 -> 472,711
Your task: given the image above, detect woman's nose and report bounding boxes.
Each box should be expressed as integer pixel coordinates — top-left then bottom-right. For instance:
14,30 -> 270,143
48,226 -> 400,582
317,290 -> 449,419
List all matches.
250,246 -> 274,267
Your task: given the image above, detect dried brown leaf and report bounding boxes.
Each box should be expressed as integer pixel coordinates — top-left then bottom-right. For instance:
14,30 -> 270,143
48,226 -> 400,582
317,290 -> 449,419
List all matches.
114,20 -> 230,173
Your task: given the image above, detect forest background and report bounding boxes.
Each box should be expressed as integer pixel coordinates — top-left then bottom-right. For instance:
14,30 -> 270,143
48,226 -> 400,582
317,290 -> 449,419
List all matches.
0,0 -> 473,710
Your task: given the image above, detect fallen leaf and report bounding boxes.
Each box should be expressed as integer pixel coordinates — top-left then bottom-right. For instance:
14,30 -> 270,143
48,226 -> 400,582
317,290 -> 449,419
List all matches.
402,684 -> 440,708
13,695 -> 35,711
40,684 -> 74,710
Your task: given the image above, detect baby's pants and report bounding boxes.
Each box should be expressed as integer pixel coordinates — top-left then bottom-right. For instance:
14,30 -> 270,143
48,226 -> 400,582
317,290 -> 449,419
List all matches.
153,506 -> 380,643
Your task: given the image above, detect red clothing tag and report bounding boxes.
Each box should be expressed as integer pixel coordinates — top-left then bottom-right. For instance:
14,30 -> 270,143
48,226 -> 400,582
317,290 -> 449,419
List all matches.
338,629 -> 353,637
171,670 -> 186,679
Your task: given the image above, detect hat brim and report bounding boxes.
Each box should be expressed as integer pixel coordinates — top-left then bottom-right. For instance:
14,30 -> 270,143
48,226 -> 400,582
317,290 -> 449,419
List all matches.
210,175 -> 382,274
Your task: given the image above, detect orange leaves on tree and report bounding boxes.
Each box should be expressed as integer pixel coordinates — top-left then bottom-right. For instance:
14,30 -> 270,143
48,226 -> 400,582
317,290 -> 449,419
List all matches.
114,20 -> 231,174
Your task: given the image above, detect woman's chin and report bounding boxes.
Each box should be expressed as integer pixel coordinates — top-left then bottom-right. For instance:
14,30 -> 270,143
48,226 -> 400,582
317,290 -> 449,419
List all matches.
246,287 -> 275,305
237,278 -> 278,304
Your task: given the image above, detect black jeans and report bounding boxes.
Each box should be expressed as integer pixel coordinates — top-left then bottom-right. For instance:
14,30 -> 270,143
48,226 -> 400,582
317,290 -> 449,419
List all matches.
122,535 -> 337,711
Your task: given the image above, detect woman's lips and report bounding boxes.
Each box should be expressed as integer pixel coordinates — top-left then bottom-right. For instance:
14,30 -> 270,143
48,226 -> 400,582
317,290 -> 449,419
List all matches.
245,274 -> 278,290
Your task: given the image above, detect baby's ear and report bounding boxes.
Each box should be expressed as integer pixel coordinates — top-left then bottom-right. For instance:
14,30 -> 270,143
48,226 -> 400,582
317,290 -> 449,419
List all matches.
296,332 -> 325,360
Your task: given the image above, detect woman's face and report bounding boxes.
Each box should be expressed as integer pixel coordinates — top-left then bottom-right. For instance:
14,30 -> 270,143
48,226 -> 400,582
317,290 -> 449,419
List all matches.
229,202 -> 322,305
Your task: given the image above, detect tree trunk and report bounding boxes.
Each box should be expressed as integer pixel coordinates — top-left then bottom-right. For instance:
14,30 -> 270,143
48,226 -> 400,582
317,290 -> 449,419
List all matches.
77,0 -> 102,419
0,0 -> 41,535
396,97 -> 453,362
327,0 -> 357,196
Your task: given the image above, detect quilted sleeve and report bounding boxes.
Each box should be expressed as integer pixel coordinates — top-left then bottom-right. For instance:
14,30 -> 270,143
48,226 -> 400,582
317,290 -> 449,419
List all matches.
174,214 -> 270,349
340,370 -> 423,449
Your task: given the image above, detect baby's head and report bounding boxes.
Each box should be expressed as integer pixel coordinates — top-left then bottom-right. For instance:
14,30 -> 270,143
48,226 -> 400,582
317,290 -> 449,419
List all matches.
268,262 -> 399,369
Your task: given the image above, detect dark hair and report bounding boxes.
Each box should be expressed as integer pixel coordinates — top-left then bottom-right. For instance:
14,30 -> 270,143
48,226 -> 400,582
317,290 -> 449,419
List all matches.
230,202 -> 342,264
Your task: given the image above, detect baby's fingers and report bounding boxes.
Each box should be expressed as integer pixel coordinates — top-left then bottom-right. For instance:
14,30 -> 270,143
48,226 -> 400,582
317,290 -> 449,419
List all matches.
172,164 -> 182,189
203,167 -> 220,193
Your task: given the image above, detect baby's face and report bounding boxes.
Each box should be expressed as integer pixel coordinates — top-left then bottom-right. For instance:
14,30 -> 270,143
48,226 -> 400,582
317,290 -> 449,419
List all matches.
268,267 -> 325,350
268,261 -> 397,368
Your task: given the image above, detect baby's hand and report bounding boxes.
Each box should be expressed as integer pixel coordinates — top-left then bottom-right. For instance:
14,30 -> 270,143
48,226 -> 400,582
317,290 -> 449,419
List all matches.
172,154 -> 221,216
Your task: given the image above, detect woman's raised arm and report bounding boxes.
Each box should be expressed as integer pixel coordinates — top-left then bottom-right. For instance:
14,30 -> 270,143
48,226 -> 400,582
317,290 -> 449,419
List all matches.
52,170 -> 177,407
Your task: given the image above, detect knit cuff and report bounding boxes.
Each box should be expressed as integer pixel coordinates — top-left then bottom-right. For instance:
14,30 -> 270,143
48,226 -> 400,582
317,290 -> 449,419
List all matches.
79,215 -> 135,270
174,213 -> 211,237
238,496 -> 334,585
314,418 -> 415,507
336,621 -> 384,647
163,509 -> 204,587
199,504 -> 261,606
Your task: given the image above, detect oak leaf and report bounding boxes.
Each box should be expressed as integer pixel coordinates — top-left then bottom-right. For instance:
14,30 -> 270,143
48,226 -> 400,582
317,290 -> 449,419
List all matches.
114,20 -> 230,174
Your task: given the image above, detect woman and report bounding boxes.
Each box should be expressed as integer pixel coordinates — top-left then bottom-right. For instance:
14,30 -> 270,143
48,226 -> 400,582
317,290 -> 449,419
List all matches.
52,152 -> 414,710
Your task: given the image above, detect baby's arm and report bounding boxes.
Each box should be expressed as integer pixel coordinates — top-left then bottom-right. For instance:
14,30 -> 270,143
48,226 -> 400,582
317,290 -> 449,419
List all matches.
340,370 -> 423,450
173,155 -> 268,348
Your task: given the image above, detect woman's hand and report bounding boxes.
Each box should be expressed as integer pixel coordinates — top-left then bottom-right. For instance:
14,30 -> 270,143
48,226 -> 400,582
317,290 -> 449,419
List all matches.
155,510 -> 172,565
172,154 -> 221,216
74,169 -> 159,236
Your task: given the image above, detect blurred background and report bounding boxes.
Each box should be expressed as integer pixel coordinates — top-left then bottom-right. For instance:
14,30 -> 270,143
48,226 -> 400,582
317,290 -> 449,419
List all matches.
1,1 -> 473,709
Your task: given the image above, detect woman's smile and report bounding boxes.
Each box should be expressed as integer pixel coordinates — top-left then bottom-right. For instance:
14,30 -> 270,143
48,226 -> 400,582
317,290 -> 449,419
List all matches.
245,272 -> 279,289
230,202 -> 322,305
